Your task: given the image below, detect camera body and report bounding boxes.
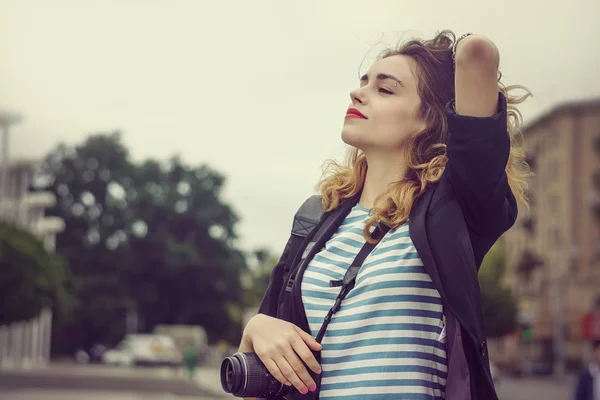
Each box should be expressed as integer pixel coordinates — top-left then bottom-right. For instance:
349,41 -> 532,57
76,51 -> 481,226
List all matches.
220,352 -> 292,398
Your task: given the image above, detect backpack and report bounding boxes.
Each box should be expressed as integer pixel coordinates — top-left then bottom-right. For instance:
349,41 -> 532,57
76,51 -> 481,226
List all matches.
273,195 -> 326,322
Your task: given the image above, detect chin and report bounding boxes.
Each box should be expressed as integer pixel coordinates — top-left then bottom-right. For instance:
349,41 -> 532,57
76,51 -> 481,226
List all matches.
341,128 -> 368,149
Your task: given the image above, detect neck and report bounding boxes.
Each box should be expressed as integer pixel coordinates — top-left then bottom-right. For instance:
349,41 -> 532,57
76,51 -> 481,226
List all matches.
359,151 -> 406,209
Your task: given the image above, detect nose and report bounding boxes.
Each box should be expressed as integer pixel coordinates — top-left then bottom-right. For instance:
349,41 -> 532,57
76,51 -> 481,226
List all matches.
349,87 -> 365,105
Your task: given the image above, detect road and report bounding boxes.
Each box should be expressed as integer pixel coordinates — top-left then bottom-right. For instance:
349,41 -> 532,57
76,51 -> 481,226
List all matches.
0,363 -> 230,400
0,362 -> 576,400
1,388 -> 213,400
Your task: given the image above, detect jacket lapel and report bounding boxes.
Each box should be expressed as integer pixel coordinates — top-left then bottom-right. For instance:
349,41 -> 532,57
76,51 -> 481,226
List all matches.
408,186 -> 447,301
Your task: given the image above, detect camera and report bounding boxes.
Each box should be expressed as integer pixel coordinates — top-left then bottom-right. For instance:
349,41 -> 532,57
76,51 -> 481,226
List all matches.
220,352 -> 292,398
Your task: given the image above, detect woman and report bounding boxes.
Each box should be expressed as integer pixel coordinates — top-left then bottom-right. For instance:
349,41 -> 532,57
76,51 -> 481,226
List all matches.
240,30 -> 530,400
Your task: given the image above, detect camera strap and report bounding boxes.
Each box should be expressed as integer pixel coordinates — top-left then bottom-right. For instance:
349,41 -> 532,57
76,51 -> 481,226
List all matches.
315,224 -> 390,343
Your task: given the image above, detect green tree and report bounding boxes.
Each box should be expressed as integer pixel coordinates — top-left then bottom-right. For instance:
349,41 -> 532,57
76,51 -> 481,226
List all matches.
123,156 -> 247,343
0,222 -> 73,325
242,249 -> 279,308
479,244 -> 518,338
36,132 -> 248,353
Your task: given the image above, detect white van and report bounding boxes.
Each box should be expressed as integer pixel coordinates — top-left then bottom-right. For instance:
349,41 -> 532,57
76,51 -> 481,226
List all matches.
102,334 -> 182,367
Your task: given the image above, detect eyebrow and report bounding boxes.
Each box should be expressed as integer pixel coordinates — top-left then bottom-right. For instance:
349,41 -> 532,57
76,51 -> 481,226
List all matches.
360,73 -> 404,88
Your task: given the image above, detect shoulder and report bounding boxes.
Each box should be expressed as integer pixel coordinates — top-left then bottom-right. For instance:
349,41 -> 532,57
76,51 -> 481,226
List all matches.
295,195 -> 323,220
410,179 -> 446,217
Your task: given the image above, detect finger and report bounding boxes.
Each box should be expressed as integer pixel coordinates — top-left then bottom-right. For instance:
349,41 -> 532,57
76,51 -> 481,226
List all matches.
273,355 -> 307,394
263,358 -> 290,386
291,338 -> 322,375
295,326 -> 322,351
282,346 -> 315,392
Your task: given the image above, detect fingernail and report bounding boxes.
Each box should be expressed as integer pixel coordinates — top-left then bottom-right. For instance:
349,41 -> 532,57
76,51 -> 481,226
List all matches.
309,384 -> 317,392
301,387 -> 308,394
316,368 -> 322,374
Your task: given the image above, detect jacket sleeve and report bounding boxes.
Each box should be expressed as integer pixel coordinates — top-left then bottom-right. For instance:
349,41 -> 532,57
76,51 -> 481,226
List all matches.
257,236 -> 293,318
445,91 -> 518,237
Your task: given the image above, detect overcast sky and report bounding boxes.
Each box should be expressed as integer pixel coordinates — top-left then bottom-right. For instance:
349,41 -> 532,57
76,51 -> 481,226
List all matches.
2,0 -> 599,254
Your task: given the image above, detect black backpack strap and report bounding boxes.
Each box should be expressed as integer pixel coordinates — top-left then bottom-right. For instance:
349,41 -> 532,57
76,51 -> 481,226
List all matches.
283,196 -> 326,295
265,195 -> 325,321
292,195 -> 324,237
258,196 -> 324,319
315,224 -> 390,343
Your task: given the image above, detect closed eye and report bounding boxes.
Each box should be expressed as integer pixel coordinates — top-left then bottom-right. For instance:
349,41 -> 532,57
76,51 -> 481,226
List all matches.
379,88 -> 394,95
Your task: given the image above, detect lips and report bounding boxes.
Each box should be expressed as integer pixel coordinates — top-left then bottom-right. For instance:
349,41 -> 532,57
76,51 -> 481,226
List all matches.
346,108 -> 367,119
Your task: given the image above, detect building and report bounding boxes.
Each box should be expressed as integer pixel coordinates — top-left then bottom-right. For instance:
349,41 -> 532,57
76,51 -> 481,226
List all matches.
498,97 -> 600,371
0,160 -> 65,249
0,160 -> 65,367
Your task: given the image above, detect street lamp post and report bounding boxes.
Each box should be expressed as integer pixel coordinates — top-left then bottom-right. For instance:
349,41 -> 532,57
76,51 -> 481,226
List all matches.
553,270 -> 566,378
553,246 -> 579,379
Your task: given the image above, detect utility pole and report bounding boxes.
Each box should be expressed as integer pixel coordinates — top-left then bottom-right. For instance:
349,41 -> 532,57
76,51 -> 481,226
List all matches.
0,111 -> 22,194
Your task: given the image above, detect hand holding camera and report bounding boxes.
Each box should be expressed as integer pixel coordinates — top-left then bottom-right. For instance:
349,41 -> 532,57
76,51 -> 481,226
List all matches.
221,314 -> 322,398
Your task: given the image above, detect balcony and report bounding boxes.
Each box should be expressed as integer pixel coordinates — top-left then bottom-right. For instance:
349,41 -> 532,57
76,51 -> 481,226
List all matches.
21,191 -> 56,209
34,216 -> 65,234
0,200 -> 19,224
0,196 -> 64,234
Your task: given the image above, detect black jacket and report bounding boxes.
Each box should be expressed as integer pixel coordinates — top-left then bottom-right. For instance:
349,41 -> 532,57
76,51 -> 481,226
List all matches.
258,93 -> 516,400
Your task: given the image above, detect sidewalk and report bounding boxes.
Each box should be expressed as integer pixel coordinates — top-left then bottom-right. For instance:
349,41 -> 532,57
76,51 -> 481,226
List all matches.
194,366 -> 232,398
1,360 -> 231,398
495,375 -> 576,400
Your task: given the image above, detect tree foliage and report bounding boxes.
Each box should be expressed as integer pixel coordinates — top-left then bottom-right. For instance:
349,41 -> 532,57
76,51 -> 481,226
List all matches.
35,132 -> 248,353
0,222 -> 73,325
242,249 -> 279,308
479,244 -> 518,338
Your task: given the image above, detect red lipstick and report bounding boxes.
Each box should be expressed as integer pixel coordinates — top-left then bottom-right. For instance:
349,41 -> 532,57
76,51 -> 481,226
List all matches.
346,108 -> 367,119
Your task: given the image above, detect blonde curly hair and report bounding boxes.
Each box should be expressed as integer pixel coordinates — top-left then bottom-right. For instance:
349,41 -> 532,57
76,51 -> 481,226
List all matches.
318,30 -> 532,243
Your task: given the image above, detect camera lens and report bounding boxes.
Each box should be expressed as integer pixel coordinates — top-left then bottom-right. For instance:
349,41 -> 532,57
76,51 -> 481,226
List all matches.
220,352 -> 291,398
226,364 -> 234,387
220,356 -> 244,394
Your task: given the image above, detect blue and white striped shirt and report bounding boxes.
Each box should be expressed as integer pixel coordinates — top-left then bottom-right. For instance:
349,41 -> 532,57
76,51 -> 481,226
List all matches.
301,203 -> 447,399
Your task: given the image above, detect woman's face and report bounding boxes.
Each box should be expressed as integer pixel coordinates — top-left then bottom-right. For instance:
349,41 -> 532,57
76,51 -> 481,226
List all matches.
342,55 -> 426,153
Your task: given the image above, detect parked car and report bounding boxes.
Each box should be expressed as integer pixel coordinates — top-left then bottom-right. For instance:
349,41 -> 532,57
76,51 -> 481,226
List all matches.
101,334 -> 182,367
74,343 -> 108,364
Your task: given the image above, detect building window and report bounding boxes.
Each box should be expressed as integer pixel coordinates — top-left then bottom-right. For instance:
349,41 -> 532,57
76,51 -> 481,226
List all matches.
549,194 -> 559,214
553,228 -> 562,247
549,159 -> 559,181
526,155 -> 537,172
523,217 -> 535,234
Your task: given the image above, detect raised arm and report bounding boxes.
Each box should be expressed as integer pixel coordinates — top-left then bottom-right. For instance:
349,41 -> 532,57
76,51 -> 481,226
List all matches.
445,34 -> 518,237
454,35 -> 500,117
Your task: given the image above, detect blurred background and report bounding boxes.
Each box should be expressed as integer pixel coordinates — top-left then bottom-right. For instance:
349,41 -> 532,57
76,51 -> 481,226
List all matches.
1,0 -> 599,399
